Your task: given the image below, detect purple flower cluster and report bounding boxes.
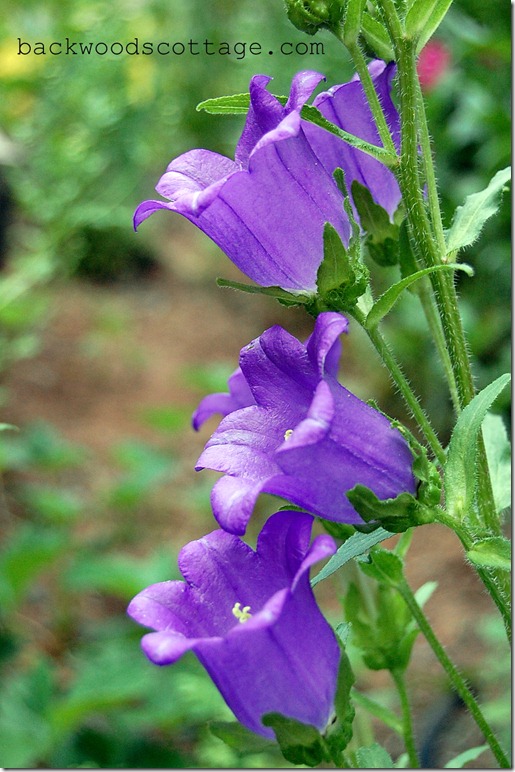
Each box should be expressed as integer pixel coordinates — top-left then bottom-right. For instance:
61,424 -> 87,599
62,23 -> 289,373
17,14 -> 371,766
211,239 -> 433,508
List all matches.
129,63 -> 415,740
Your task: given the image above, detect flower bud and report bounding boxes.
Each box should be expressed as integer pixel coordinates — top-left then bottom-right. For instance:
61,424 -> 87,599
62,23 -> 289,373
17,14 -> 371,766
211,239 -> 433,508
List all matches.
284,0 -> 345,35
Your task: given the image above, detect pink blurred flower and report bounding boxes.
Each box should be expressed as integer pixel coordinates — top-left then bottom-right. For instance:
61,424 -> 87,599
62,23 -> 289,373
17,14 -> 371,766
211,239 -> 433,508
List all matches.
417,41 -> 451,91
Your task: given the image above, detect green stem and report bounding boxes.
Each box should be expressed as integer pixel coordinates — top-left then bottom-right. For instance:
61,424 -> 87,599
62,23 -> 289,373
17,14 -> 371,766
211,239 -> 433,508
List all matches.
384,25 -> 499,535
391,668 -> 419,768
417,278 -> 461,414
352,306 -> 446,465
397,578 -> 510,767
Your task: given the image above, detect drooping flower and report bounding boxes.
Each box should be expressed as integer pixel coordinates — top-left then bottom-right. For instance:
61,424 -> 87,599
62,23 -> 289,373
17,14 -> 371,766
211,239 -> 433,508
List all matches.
134,64 -> 400,293
194,312 -> 416,535
127,510 -> 340,738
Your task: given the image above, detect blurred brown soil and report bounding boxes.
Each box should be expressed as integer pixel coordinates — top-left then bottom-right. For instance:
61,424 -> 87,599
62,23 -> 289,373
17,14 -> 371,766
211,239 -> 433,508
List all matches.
2,233 -> 503,764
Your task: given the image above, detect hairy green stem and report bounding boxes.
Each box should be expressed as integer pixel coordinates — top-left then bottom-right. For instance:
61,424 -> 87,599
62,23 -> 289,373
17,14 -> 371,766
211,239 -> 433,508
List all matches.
391,668 -> 419,768
397,579 -> 510,767
416,280 -> 461,414
352,307 -> 446,465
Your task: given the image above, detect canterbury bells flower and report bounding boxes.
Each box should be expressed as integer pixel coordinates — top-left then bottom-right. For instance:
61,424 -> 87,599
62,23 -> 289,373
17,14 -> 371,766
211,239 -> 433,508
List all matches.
193,312 -> 416,535
134,63 -> 400,293
128,511 -> 340,738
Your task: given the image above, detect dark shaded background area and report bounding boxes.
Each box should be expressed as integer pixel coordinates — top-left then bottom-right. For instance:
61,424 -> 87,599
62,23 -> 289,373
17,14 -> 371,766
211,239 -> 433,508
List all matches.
0,0 -> 510,767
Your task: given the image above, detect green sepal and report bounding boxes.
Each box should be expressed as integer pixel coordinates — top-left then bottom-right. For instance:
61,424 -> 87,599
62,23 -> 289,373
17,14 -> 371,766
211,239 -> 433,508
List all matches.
347,485 -> 433,533
345,419 -> 443,532
209,720 -> 276,754
284,0 -> 345,36
351,181 -> 401,267
395,422 -> 443,508
312,222 -> 369,313
216,277 -> 311,308
262,713 -> 330,767
324,649 -> 355,758
466,536 -> 511,572
360,12 -> 395,61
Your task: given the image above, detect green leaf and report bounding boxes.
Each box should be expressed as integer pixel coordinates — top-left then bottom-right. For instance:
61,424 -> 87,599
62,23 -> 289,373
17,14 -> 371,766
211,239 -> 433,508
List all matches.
445,167 -> 511,255
311,527 -> 394,586
365,263 -> 473,330
209,720 -> 275,754
262,713 -> 330,767
444,744 -> 488,768
445,374 -> 511,520
467,537 -> 511,572
196,93 -> 251,115
361,13 -> 395,61
358,549 -> 404,586
355,742 -> 395,768
482,413 -> 511,513
301,104 -> 397,167
406,0 -> 453,50
0,423 -> 18,432
216,277 -> 310,306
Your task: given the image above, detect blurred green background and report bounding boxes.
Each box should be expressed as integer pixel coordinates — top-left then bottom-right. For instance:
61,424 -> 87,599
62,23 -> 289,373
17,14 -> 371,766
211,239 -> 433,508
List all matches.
0,0 -> 510,767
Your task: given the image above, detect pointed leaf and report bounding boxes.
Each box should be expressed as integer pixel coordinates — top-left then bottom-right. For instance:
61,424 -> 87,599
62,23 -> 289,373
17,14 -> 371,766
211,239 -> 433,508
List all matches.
355,742 -> 395,768
446,167 -> 511,255
197,93 -> 251,115
209,720 -> 275,754
444,744 -> 488,768
482,413 -> 511,513
445,374 -> 511,520
467,537 -> 511,572
361,13 -> 395,61
311,527 -> 394,586
216,277 -> 310,306
365,263 -> 473,330
406,0 -> 453,48
301,104 -> 398,167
